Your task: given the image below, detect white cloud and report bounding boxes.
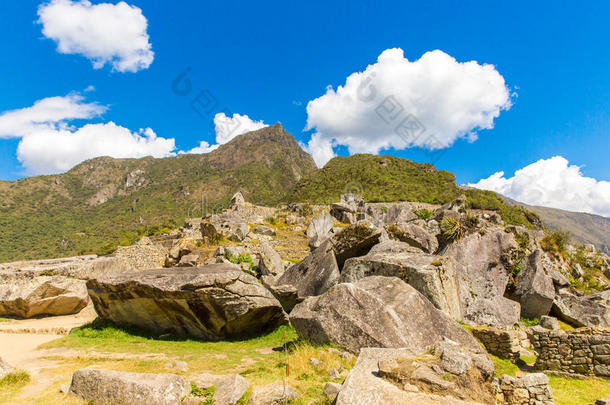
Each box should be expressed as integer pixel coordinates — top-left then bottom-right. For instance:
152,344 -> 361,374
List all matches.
182,112 -> 268,154
17,123 -> 175,175
469,156 -> 610,217
38,0 -> 154,72
305,48 -> 512,166
0,95 -> 176,175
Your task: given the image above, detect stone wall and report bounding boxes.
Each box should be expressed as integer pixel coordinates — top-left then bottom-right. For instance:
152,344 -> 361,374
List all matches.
472,328 -> 522,362
529,326 -> 610,377
499,373 -> 553,405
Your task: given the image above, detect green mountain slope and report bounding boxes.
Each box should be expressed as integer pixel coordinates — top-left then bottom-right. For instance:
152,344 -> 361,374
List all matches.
0,124 -> 317,261
291,154 -> 540,228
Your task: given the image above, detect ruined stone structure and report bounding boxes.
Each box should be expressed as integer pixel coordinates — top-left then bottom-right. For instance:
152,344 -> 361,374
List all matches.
529,326 -> 610,377
472,328 -> 522,362
499,373 -> 554,405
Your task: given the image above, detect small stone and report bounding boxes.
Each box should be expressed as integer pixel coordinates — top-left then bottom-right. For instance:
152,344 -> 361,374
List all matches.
309,358 -> 323,367
164,360 -> 187,372
323,382 -> 341,400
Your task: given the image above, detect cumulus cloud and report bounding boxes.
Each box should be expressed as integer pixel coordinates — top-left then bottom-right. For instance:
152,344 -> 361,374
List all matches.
38,0 -> 154,72
469,156 -> 610,217
182,112 -> 268,154
0,95 -> 176,175
304,48 -> 512,166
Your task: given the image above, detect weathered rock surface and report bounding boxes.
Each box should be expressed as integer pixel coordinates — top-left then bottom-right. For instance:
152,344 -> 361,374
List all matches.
258,242 -> 284,277
330,194 -> 365,224
275,240 -> 339,299
0,357 -> 14,379
307,211 -> 334,249
290,276 -> 482,354
330,221 -> 382,268
499,373 -> 554,405
336,348 -> 489,405
254,225 -> 276,236
512,250 -> 555,319
87,265 -> 287,340
0,274 -> 88,318
248,382 -> 300,405
201,212 -> 250,242
341,241 -> 461,316
539,315 -> 560,330
444,228 -> 521,326
69,368 -> 190,405
552,290 -> 610,327
386,222 -> 439,253
214,374 -> 250,405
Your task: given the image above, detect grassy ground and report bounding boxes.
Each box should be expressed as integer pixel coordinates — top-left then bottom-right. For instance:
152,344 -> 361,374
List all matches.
0,372 -> 30,403
29,321 -> 354,404
490,355 -> 610,405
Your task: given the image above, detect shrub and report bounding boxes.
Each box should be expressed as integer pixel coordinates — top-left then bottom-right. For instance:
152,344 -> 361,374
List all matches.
298,203 -> 313,217
412,208 -> 434,220
541,231 -> 570,257
265,216 -> 278,225
440,217 -> 464,242
225,253 -> 254,269
206,233 -> 223,246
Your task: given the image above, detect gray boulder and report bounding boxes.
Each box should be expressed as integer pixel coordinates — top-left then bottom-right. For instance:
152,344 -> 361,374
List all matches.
290,276 -> 482,354
258,242 -> 284,277
177,254 -> 199,267
275,239 -> 339,299
386,222 -> 439,253
214,374 -> 250,405
539,315 -> 560,330
552,290 -> 610,327
248,382 -> 300,405
254,225 -> 276,236
550,271 -> 570,289
0,274 -> 88,318
512,250 -> 555,319
69,369 -> 190,405
330,221 -> 382,268
444,228 -> 521,326
87,264 -> 287,340
201,213 -> 250,242
330,194 -> 365,224
341,241 -> 461,317
306,211 -> 334,249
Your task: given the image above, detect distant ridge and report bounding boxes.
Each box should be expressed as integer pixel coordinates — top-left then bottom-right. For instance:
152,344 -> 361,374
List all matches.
502,196 -> 609,253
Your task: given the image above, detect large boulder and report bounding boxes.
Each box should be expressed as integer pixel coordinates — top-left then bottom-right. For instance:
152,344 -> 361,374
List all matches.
444,228 -> 521,326
330,194 -> 365,224
289,276 -> 482,354
248,382 -> 300,405
306,211 -> 334,249
512,250 -> 555,319
341,241 -> 461,317
330,221 -> 383,268
0,274 -> 88,318
386,222 -> 439,253
335,348 -> 491,405
201,213 -> 250,242
552,290 -> 610,327
258,242 -> 284,277
69,369 -> 190,405
214,374 -> 250,405
275,239 -> 339,299
87,265 -> 287,340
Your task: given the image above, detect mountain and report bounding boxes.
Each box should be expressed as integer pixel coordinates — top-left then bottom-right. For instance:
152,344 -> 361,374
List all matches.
291,154 -> 540,229
502,197 -> 610,253
0,124 -> 317,262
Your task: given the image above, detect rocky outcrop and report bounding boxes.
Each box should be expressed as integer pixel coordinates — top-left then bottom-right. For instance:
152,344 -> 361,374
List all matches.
335,347 -> 491,405
386,222 -> 439,253
306,211 -> 334,249
330,221 -> 383,268
0,274 -> 88,318
512,250 -> 555,319
69,369 -> 190,405
341,241 -> 461,317
444,228 -> 521,326
330,194 -> 365,224
275,240 -> 339,299
552,290 -> 610,327
87,265 -> 287,340
290,276 -> 482,354
201,212 -> 250,242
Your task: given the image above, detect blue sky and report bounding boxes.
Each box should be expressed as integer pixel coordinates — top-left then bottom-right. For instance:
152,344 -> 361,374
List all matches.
0,1 -> 608,215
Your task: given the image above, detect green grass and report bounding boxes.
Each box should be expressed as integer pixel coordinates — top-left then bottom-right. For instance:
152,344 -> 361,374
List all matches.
39,321 -> 352,405
0,371 -> 31,402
